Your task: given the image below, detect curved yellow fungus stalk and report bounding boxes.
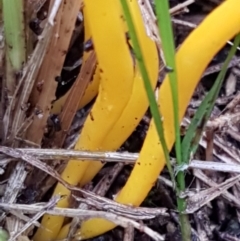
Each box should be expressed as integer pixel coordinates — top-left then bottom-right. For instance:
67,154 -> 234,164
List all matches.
57,0 -> 240,239
33,0 -> 134,240
79,0 -> 159,186
51,9 -> 100,114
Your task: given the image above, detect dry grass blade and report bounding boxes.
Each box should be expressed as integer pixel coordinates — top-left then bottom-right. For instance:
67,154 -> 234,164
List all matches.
94,163 -> 125,195
124,225 -> 134,241
24,50 -> 96,201
183,117 -> 240,166
221,91 -> 240,114
26,0 -> 82,146
206,112 -> 240,130
0,202 -> 165,241
185,174 -> 240,213
193,170 -> 240,209
0,146 -> 125,202
0,148 -> 138,162
8,196 -> 60,241
6,209 -> 39,230
189,160 -> 240,174
0,162 -> 28,221
0,202 -> 168,221
0,146 -> 79,192
169,0 -> 195,15
202,57 -> 240,77
4,148 -> 240,173
73,195 -> 169,219
138,0 -> 160,44
52,51 -> 97,148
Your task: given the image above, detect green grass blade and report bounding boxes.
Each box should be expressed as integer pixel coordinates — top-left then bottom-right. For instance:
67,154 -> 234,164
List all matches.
3,0 -> 26,96
154,0 -> 182,167
182,34 -> 240,163
0,228 -> 8,241
154,1 -> 191,239
119,0 -> 175,183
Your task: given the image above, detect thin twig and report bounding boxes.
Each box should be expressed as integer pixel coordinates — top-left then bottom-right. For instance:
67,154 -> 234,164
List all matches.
0,148 -> 138,162
0,203 -> 165,241
188,160 -> 240,174
8,196 -> 60,241
170,0 -> 195,15
48,0 -> 62,25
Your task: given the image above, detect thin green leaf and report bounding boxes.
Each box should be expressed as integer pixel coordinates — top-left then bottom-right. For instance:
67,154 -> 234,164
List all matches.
119,0 -> 175,183
154,1 -> 191,239
182,34 -> 240,163
154,0 -> 182,167
3,0 -> 26,96
154,0 -> 188,201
